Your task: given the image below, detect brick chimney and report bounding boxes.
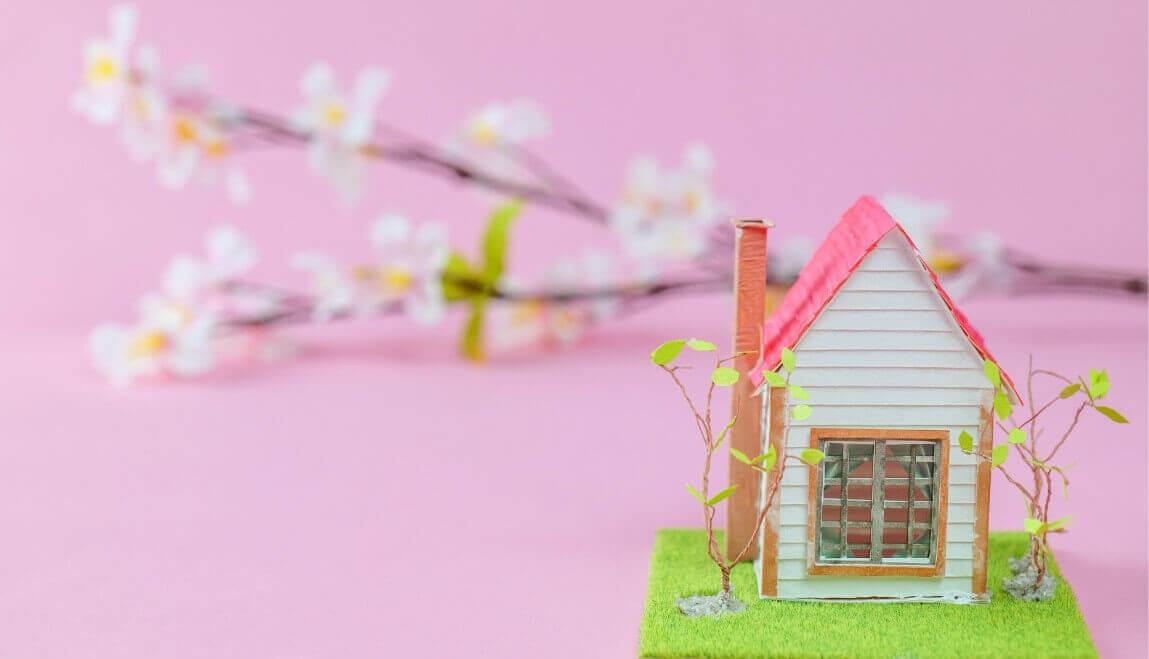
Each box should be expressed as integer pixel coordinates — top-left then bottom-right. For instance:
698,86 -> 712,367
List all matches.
725,218 -> 771,562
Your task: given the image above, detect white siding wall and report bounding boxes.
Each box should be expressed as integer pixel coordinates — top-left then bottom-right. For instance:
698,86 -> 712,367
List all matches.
761,232 -> 993,601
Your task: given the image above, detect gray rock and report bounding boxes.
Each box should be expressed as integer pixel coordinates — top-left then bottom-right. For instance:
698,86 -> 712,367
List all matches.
676,588 -> 747,617
1002,555 -> 1057,601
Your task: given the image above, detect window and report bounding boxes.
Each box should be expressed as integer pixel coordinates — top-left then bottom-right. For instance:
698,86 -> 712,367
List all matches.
807,428 -> 949,577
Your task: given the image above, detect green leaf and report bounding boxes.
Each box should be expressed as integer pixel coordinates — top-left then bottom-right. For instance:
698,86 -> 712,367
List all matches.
685,484 -> 706,504
789,384 -> 810,400
1007,428 -> 1027,445
800,448 -> 825,465
711,366 -> 740,387
762,371 -> 786,388
752,445 -> 777,469
1095,406 -> 1129,423
780,347 -> 796,374
730,448 -> 752,465
1088,369 -> 1110,400
481,201 -> 521,281
991,444 -> 1009,468
1047,516 -> 1072,531
460,300 -> 486,362
686,338 -> 716,352
441,252 -> 479,302
993,390 -> 1012,421
983,359 -> 1002,388
1059,383 -> 1082,399
791,404 -> 812,421
958,430 -> 974,453
714,416 -> 737,449
706,485 -> 738,506
650,339 -> 686,366
1023,517 -> 1044,535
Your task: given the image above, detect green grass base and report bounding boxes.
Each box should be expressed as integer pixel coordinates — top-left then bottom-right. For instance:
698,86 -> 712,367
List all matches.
639,530 -> 1096,658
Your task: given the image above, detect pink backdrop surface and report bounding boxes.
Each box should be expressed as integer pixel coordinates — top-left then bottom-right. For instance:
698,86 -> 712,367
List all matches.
1,1 -> 1146,657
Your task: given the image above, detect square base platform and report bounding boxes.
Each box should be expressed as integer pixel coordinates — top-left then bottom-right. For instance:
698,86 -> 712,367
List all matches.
639,529 -> 1096,658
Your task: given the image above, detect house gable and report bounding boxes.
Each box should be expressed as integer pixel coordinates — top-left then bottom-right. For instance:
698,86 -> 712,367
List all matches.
757,230 -> 994,601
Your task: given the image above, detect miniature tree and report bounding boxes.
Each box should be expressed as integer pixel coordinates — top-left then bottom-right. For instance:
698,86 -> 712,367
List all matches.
651,338 -> 824,616
961,357 -> 1128,600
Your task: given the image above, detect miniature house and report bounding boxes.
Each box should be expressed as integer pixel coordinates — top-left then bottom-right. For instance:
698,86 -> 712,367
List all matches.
725,196 -> 1018,603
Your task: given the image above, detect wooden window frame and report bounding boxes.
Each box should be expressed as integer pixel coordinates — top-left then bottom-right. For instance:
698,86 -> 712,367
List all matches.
806,428 -> 949,578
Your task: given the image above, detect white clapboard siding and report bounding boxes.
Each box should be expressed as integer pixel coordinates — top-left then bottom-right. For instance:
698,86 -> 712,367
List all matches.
798,330 -> 971,351
759,231 -> 993,601
795,385 -> 987,404
796,352 -> 981,369
790,367 -> 988,389
776,576 -> 975,600
815,309 -> 956,332
831,290 -> 944,310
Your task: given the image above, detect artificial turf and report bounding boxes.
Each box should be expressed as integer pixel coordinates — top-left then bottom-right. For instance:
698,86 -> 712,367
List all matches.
638,529 -> 1096,658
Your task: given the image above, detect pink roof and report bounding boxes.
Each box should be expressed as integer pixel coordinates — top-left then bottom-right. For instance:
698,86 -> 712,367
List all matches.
753,195 -> 1019,399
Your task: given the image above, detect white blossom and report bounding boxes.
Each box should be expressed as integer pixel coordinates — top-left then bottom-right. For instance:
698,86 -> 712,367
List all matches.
156,104 -> 251,204
493,251 -> 615,350
71,4 -> 139,125
445,99 -> 548,181
362,214 -> 449,324
89,295 -> 217,385
291,251 -> 357,321
293,63 -> 390,204
610,143 -> 724,265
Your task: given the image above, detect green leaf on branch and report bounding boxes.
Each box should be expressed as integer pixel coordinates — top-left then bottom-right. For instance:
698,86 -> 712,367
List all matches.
1023,517 -> 1044,535
789,384 -> 810,400
1007,428 -> 1027,445
481,201 -> 521,281
791,404 -> 812,421
753,446 -> 777,470
651,340 -> 686,366
762,371 -> 786,388
1047,516 -> 1072,531
1088,369 -> 1110,400
780,347 -> 796,374
958,430 -> 974,453
800,448 -> 825,465
983,359 -> 1002,388
991,444 -> 1009,467
731,448 -> 752,465
685,484 -> 706,504
441,252 -> 480,302
993,390 -> 1012,421
711,367 -> 740,387
706,485 -> 738,506
453,201 -> 522,361
460,300 -> 486,362
686,338 -> 717,352
1094,406 -> 1128,423
1059,383 -> 1082,399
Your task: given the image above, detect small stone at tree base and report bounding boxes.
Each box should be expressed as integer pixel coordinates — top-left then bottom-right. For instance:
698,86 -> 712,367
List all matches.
1003,555 -> 1058,601
677,588 -> 747,617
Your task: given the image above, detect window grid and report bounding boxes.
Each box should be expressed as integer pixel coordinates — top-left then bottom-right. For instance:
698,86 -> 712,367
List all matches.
815,439 -> 939,565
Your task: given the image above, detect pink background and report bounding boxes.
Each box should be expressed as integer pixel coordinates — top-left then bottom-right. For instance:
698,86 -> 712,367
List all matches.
1,1 -> 1146,657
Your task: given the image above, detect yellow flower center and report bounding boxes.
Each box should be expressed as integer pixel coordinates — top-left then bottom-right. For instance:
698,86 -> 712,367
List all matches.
928,249 -> 967,275
378,266 -> 414,294
683,189 -> 702,213
511,301 -> 545,325
471,122 -> 498,147
128,330 -> 169,358
322,101 -> 347,127
204,138 -> 229,158
86,54 -> 119,85
172,115 -> 198,144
